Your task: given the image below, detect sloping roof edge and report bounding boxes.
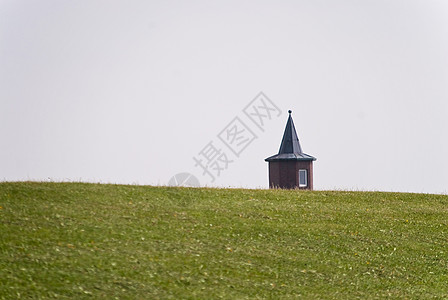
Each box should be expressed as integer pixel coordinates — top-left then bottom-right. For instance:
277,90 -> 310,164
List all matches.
265,153 -> 317,162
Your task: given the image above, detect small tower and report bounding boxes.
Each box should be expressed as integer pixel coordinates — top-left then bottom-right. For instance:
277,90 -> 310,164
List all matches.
265,110 -> 316,189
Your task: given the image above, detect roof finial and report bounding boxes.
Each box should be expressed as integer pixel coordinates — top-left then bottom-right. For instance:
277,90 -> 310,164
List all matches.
288,110 -> 292,114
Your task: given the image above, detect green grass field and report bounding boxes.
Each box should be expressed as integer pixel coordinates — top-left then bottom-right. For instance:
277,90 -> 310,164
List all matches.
1,182 -> 448,299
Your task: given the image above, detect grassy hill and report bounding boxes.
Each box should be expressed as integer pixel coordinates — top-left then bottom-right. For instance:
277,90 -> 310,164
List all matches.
1,182 -> 448,299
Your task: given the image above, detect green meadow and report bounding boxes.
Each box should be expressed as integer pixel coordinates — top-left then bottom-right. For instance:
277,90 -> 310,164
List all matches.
1,182 -> 448,299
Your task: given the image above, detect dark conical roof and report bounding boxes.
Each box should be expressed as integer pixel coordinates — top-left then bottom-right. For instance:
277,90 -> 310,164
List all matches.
265,110 -> 316,162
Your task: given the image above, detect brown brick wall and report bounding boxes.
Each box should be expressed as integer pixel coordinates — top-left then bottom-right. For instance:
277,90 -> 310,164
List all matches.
268,161 -> 314,190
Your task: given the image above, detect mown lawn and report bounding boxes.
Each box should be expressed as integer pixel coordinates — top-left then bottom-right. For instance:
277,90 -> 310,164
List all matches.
1,182 -> 448,299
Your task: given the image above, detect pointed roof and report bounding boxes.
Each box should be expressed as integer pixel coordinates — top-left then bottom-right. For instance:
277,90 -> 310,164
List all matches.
265,110 -> 316,162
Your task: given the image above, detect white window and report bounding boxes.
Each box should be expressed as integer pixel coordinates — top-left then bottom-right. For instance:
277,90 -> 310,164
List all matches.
299,169 -> 307,187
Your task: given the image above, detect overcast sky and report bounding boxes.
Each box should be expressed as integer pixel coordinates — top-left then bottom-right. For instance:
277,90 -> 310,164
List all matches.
1,0 -> 447,194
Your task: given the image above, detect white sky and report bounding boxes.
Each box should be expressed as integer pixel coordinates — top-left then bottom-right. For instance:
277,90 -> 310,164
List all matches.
1,0 -> 447,193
